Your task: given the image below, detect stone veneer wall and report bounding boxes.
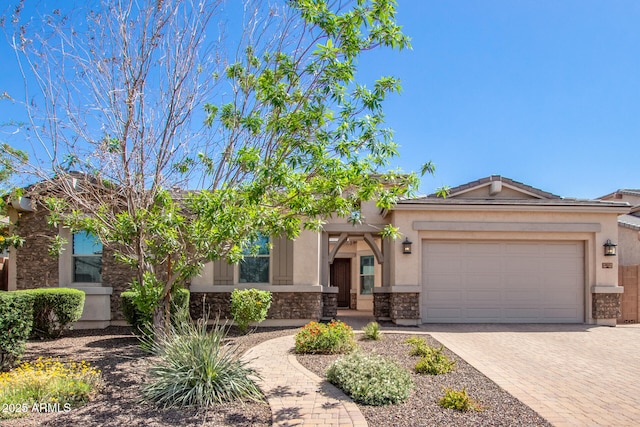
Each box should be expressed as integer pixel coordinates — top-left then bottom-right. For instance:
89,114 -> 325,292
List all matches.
190,291 -> 322,321
373,293 -> 390,319
190,292 -> 233,320
322,293 -> 337,319
101,247 -> 136,321
15,209 -> 59,289
390,293 -> 420,320
349,291 -> 357,310
592,293 -> 622,319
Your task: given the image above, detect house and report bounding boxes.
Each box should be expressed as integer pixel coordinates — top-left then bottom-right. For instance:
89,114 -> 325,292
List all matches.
598,190 -> 640,323
599,189 -> 640,266
6,175 -> 629,327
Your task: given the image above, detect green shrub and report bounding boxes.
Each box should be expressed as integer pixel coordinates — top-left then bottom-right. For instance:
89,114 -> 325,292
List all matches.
361,321 -> 381,341
405,336 -> 456,375
295,320 -> 356,354
21,288 -> 85,339
141,315 -> 263,408
405,336 -> 433,357
230,288 -> 272,334
0,292 -> 34,371
326,351 -> 413,405
121,274 -> 190,336
438,387 -> 482,412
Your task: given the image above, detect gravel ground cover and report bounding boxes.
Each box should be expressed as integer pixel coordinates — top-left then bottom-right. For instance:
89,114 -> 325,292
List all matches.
296,333 -> 552,427
2,326 -> 293,427
3,326 -> 551,426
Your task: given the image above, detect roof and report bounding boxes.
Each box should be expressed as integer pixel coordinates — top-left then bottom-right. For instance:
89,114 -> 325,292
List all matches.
397,175 -> 630,212
425,175 -> 561,199
600,189 -> 640,200
619,214 -> 640,231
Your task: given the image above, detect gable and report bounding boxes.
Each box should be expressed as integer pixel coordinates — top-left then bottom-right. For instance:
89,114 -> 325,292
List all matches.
453,183 -> 543,200
440,175 -> 560,200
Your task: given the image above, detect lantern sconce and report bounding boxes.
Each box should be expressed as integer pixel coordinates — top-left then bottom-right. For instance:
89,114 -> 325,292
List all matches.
402,237 -> 413,254
603,239 -> 617,257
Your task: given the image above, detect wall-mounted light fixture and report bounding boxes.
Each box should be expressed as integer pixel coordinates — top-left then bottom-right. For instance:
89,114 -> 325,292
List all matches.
603,239 -> 617,256
402,237 -> 413,254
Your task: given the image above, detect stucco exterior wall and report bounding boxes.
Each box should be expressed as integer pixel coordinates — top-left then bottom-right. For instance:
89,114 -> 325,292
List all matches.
388,206 -> 623,324
619,227 -> 640,266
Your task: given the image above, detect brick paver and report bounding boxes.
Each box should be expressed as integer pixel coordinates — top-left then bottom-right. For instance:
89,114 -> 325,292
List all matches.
424,324 -> 640,427
243,335 -> 368,427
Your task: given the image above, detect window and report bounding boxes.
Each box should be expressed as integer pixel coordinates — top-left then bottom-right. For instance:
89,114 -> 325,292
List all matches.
72,232 -> 102,283
360,255 -> 374,295
239,235 -> 269,283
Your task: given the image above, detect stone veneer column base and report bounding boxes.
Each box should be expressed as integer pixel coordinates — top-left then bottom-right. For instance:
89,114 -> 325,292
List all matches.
592,292 -> 622,325
374,286 -> 421,324
322,291 -> 338,320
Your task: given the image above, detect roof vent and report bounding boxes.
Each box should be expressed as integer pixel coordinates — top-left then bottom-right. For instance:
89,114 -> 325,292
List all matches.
489,181 -> 502,196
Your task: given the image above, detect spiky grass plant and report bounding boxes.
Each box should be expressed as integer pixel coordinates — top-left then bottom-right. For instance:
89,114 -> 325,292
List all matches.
141,313 -> 263,408
362,321 -> 382,340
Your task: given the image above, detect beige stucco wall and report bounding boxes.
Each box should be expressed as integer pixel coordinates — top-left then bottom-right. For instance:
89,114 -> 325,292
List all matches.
388,206 -> 623,324
619,227 -> 640,266
190,229 -> 322,290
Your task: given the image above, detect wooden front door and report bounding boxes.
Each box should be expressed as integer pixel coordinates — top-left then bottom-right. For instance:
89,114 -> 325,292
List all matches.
330,258 -> 351,308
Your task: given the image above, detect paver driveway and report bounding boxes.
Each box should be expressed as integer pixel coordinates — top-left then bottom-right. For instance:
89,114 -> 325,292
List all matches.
423,324 -> 640,427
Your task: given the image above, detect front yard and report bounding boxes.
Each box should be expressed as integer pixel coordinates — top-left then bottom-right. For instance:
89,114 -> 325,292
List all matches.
2,326 -> 550,426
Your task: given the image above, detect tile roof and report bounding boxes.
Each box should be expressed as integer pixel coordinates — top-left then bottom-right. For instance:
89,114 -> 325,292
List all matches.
619,214 -> 640,230
399,175 -> 630,211
421,175 -> 561,199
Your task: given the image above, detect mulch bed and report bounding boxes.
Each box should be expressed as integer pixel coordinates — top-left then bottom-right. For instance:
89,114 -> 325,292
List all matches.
296,332 -> 552,427
3,326 -> 551,426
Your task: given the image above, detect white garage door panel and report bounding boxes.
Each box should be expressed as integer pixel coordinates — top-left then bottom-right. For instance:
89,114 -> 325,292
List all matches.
422,241 -> 584,323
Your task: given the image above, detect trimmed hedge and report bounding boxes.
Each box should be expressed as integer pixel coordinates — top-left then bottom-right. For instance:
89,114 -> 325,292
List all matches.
0,291 -> 34,371
21,288 -> 86,338
121,288 -> 190,335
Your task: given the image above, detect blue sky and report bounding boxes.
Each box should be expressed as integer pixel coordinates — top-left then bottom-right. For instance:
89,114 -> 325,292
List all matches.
1,1 -> 639,199
360,1 -> 640,198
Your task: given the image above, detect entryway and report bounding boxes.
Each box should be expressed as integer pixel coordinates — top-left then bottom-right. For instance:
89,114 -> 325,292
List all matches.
330,258 -> 351,308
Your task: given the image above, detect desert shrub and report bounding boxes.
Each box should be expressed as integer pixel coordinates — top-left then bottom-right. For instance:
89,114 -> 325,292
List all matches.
230,288 -> 272,334
21,288 -> 85,339
121,274 -> 190,336
0,357 -> 102,420
326,351 -> 413,405
414,347 -> 455,375
0,292 -> 34,371
438,387 -> 482,412
295,320 -> 356,354
361,321 -> 381,341
405,336 -> 432,357
405,336 -> 456,375
141,315 -> 263,408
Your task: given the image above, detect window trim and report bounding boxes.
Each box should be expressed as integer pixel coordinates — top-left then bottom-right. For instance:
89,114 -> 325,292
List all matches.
238,235 -> 271,284
359,254 -> 375,295
71,231 -> 103,284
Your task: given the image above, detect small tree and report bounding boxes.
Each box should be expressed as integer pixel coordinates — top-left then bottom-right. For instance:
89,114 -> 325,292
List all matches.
4,0 -> 422,330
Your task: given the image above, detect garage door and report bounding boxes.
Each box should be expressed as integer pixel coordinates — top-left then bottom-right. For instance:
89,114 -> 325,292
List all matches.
422,241 -> 584,323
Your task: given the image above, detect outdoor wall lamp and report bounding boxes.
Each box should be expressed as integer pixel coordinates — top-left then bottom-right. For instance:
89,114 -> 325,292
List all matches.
402,237 -> 413,254
603,239 -> 617,256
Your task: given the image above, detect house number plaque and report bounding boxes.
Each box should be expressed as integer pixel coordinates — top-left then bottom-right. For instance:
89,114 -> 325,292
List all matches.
602,262 -> 613,269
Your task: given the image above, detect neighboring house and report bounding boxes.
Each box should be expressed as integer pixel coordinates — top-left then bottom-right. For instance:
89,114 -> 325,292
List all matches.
7,175 -> 629,327
599,189 -> 640,266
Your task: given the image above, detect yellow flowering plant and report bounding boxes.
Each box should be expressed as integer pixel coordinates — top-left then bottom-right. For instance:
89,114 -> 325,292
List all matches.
0,357 -> 102,419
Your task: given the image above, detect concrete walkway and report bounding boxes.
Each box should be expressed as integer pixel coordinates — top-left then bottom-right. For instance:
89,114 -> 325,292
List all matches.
242,335 -> 367,427
423,323 -> 640,427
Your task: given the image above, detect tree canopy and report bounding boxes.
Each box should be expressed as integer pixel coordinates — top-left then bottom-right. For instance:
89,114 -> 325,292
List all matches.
3,0 -> 421,321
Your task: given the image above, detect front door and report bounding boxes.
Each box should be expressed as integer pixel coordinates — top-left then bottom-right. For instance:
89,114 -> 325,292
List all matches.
330,258 -> 351,308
